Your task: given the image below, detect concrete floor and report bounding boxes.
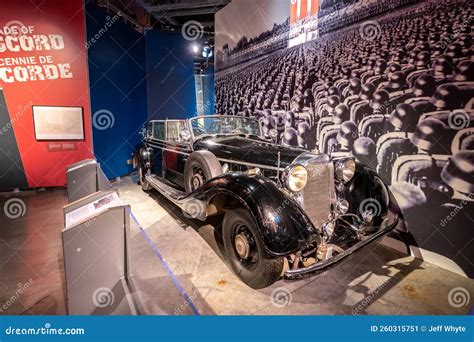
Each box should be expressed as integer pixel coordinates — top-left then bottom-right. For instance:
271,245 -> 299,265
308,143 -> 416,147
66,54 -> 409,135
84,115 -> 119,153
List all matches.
0,175 -> 473,315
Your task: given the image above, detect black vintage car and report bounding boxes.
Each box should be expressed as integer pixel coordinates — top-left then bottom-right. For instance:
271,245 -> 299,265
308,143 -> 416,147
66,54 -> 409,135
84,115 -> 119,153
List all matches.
135,115 -> 399,288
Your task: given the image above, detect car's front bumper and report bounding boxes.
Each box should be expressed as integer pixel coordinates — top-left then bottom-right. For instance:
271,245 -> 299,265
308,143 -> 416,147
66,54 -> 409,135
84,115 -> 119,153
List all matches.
284,212 -> 399,280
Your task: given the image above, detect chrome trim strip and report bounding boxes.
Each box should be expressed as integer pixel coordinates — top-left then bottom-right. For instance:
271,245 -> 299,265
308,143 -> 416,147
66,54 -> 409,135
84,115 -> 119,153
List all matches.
214,157 -> 284,172
146,140 -> 285,172
147,144 -> 192,156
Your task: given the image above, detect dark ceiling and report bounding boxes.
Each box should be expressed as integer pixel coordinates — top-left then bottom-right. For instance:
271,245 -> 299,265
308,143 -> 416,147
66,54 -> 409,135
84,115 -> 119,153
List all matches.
141,0 -> 230,29
95,0 -> 231,72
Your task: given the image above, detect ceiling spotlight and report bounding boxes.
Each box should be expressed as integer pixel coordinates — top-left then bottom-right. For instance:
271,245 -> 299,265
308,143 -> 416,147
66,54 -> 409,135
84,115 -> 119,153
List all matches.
192,44 -> 199,53
202,46 -> 212,58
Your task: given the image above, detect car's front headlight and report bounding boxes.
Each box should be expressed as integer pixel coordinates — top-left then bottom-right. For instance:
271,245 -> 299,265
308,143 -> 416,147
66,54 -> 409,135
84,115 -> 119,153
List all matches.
285,165 -> 308,192
335,158 -> 356,183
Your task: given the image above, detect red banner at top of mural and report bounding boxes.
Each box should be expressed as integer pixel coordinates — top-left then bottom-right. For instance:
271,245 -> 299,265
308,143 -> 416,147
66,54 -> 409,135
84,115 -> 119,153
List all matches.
290,0 -> 319,24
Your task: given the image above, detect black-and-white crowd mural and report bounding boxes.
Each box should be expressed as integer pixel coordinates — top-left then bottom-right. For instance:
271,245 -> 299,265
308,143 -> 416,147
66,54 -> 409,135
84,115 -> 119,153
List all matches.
215,0 -> 473,277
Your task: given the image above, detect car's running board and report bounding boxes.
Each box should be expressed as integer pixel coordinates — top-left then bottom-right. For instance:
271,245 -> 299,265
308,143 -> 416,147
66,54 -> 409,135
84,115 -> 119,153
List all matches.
145,175 -> 207,221
146,175 -> 186,201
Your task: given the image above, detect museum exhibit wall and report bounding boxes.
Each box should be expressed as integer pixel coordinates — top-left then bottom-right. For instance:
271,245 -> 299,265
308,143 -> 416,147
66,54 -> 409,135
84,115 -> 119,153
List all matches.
0,1 -> 197,185
0,0 -> 93,190
85,2 -> 148,179
146,31 -> 197,120
214,0 -> 473,277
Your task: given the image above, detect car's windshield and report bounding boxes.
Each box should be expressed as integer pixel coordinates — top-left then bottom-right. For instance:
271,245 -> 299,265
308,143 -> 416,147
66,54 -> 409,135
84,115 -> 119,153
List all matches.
190,116 -> 261,138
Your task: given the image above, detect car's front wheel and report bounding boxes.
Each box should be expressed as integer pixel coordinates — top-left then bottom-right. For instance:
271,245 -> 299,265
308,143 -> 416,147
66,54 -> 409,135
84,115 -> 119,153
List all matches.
184,151 -> 222,193
223,208 -> 284,288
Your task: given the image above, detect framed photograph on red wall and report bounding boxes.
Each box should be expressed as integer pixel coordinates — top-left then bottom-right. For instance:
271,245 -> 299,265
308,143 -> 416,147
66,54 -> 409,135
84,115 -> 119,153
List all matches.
33,105 -> 85,141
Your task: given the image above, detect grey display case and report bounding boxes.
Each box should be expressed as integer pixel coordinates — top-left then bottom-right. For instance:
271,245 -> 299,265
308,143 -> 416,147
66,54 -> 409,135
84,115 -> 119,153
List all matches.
62,191 -> 136,315
66,159 -> 111,203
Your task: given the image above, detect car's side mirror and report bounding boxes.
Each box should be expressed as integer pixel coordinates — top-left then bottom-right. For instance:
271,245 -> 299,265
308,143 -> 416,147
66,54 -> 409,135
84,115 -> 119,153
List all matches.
180,129 -> 192,142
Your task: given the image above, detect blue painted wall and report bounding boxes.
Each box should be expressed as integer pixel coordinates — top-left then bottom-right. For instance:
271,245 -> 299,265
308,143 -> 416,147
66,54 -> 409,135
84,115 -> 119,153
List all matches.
85,2 -> 148,179
146,31 -> 197,120
202,66 -> 215,114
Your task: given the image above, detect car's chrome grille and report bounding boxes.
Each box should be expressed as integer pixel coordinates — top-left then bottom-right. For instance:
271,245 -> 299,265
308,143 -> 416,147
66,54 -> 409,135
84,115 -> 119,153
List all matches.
301,159 -> 335,230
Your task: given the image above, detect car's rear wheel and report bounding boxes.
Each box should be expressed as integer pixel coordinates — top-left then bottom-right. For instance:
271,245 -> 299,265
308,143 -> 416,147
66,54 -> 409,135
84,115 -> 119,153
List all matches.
184,151 -> 222,193
223,208 -> 284,288
139,165 -> 152,191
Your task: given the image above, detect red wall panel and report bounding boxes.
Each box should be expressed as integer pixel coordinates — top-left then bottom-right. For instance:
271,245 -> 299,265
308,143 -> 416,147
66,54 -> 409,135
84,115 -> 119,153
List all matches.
0,0 -> 93,188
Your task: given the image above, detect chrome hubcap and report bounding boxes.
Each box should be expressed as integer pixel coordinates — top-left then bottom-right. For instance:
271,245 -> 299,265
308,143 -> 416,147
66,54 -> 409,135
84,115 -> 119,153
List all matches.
234,233 -> 250,259
191,169 -> 205,190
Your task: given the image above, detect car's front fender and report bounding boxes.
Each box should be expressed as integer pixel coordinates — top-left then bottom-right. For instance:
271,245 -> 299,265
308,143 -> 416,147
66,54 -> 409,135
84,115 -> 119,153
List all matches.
186,173 -> 320,257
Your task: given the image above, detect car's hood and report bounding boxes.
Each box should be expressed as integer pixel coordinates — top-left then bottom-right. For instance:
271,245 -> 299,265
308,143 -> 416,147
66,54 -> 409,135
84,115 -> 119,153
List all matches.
193,135 -> 306,169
